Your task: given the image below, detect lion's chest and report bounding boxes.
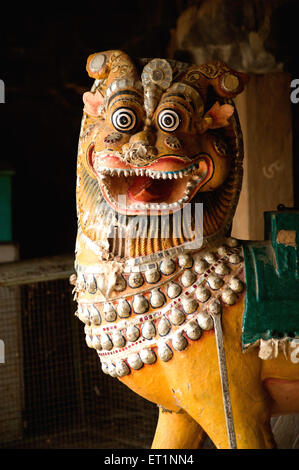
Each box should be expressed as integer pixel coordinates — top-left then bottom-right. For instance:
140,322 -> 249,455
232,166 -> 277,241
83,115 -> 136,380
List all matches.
74,239 -> 245,379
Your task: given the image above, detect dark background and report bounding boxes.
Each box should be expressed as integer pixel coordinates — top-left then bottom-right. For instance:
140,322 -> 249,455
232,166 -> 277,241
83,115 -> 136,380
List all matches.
2,0 -> 299,259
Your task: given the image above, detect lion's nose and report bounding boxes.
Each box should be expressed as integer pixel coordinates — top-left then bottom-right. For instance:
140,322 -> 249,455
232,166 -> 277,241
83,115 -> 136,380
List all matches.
121,127 -> 158,165
128,128 -> 156,147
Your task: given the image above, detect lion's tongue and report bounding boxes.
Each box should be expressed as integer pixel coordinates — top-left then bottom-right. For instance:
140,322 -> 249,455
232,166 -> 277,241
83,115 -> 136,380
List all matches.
128,176 -> 174,202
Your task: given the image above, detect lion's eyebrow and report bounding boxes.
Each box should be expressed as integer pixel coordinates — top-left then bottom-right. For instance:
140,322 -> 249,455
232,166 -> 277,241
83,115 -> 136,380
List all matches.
107,89 -> 143,107
161,92 -> 196,111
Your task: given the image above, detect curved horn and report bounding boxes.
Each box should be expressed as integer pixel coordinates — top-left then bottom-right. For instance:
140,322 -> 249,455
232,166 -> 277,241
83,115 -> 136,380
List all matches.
180,61 -> 248,102
86,50 -> 139,89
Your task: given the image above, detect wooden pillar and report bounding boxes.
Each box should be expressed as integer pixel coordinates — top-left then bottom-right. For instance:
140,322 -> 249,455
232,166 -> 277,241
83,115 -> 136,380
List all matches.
232,72 -> 294,241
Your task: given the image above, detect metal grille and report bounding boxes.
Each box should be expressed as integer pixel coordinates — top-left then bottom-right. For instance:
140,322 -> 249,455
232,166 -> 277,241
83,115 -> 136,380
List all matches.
0,257 -> 158,449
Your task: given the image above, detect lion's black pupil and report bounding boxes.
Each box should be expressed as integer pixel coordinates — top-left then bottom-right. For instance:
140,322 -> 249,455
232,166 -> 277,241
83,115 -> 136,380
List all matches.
164,116 -> 172,125
120,116 -> 129,125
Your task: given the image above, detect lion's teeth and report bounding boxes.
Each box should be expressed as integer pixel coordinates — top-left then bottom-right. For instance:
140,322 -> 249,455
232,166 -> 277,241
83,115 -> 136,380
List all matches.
98,163 -> 200,181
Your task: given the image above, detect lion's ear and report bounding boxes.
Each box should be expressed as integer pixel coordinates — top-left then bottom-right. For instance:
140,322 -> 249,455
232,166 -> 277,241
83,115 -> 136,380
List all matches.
83,90 -> 104,116
181,62 -> 248,102
208,64 -> 248,99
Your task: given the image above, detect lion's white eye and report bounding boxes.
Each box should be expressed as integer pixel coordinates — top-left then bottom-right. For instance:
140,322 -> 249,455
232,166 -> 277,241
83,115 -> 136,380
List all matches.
158,109 -> 181,132
111,108 -> 136,132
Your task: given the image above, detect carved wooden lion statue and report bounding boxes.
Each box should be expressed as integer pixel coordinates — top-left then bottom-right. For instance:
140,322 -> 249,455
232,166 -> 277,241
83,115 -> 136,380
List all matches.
72,50 -> 299,449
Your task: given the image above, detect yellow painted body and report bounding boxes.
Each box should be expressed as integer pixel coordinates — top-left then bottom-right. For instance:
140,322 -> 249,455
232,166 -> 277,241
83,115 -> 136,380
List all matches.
119,296 -> 299,448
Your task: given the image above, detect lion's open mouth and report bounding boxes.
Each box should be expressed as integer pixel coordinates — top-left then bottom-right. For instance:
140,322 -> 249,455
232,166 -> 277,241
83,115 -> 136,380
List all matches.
90,148 -> 210,215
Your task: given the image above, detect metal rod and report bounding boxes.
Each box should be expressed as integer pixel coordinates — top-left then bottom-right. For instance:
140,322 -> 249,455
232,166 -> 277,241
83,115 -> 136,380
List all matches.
210,311 -> 237,449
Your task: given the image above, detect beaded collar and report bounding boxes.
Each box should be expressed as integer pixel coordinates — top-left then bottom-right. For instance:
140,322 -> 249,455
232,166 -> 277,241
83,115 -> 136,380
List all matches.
73,237 -> 244,378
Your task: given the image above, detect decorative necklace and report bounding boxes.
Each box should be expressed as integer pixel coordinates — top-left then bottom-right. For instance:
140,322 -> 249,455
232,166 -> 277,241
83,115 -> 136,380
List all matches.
73,237 -> 245,378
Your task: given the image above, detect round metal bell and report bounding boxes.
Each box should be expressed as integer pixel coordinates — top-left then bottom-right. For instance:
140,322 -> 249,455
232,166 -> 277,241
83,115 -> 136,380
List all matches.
180,269 -> 196,287
145,269 -> 160,284
195,285 -> 211,302
108,363 -> 117,377
228,253 -> 242,264
102,303 -> 117,322
126,325 -> 140,342
225,237 -> 239,248
221,288 -> 237,305
185,321 -> 202,340
141,321 -> 156,340
208,299 -> 222,315
157,341 -> 173,362
158,316 -> 171,336
132,294 -> 149,314
150,288 -> 166,308
128,272 -> 144,288
115,360 -> 130,377
87,275 -> 97,294
178,253 -> 193,269
204,252 -> 217,264
116,299 -> 131,318
169,307 -> 185,326
111,331 -> 126,348
172,332 -> 188,351
95,275 -> 105,294
78,305 -> 90,324
229,277 -> 244,293
76,274 -> 86,291
207,274 -> 224,290
127,353 -> 143,370
217,245 -> 229,256
140,348 -> 157,365
85,335 -> 93,349
160,258 -> 176,275
89,304 -> 102,325
100,333 -> 113,351
84,325 -> 92,336
182,297 -> 198,314
194,258 -> 209,274
91,335 -> 102,350
167,281 -> 182,299
214,262 -> 230,276
196,311 -> 214,330
113,274 -> 126,291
